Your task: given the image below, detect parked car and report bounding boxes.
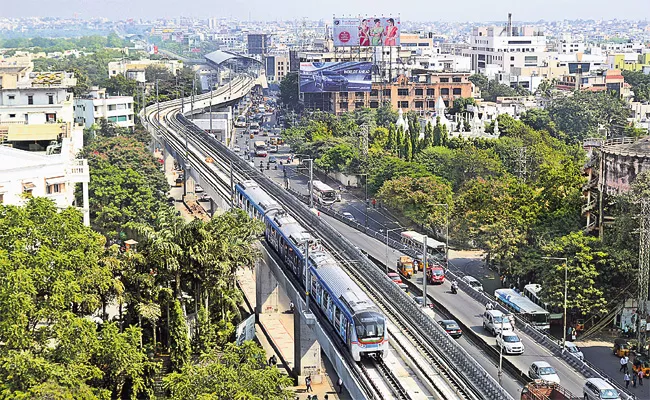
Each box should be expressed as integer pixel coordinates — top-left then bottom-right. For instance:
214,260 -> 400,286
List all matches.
461,275 -> 484,292
496,333 -> 525,355
438,320 -> 462,338
528,361 -> 560,384
387,272 -> 402,285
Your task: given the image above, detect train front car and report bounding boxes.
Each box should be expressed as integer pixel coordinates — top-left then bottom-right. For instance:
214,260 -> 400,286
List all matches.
310,259 -> 389,362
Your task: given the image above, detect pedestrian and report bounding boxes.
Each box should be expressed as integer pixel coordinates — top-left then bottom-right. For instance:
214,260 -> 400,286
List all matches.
486,302 -> 493,311
624,372 -> 630,388
289,301 -> 295,313
305,375 -> 312,393
639,369 -> 644,385
337,377 -> 343,394
632,368 -> 638,387
571,330 -> 577,341
621,356 -> 628,372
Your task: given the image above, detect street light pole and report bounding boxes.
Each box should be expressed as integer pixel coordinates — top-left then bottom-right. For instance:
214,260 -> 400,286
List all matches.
498,319 -> 504,384
542,256 -> 569,350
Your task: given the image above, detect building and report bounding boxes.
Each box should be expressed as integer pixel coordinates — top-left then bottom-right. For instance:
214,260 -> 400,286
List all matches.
0,142 -> 90,225
107,59 -> 183,83
0,59 -> 82,152
265,53 -> 290,83
608,53 -> 650,72
74,87 -> 135,130
328,72 -> 476,115
556,69 -> 630,99
466,16 -> 547,75
247,33 -> 271,56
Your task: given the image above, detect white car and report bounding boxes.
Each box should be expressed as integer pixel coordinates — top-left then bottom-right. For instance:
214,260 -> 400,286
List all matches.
233,145 -> 241,153
342,212 -> 356,222
194,185 -> 204,193
564,341 -> 584,361
528,361 -> 560,384
461,275 -> 484,292
496,333 -> 524,355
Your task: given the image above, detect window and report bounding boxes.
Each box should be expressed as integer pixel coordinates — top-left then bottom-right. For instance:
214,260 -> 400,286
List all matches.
46,183 -> 65,194
108,105 -> 117,111
426,88 -> 435,96
370,101 -> 379,108
427,100 -> 435,108
398,101 -> 409,108
452,77 -> 462,83
453,88 -> 462,95
383,89 -> 391,97
9,114 -> 15,118
339,92 -> 348,99
339,102 -> 348,110
117,115 -> 128,122
107,116 -> 118,122
27,95 -> 33,105
370,89 -> 379,97
440,78 -> 449,83
46,113 -> 56,122
441,88 -> 450,95
48,95 -> 54,104
415,88 -> 424,96
397,88 -> 409,96
355,102 -> 364,109
8,95 -> 15,100
355,92 -> 365,99
510,56 -> 515,61
415,101 -> 423,109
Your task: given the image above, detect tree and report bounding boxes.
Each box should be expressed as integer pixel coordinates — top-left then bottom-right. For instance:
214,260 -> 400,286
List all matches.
469,74 -> 488,92
375,101 -> 398,128
402,129 -> 413,161
103,74 -> 137,97
520,109 -> 559,137
449,97 -> 476,115
169,299 -> 191,372
163,342 -> 292,399
433,117 -> 443,146
279,71 -> 300,110
421,121 -> 434,150
622,70 -> 650,102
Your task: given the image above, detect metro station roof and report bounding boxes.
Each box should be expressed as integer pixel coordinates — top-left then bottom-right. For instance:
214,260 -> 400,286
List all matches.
204,50 -> 262,67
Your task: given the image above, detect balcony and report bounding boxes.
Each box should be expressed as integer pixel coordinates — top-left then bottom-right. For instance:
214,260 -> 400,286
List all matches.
66,159 -> 90,183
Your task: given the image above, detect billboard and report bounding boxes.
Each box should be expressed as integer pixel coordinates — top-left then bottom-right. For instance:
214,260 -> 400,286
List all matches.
332,16 -> 401,47
300,62 -> 373,93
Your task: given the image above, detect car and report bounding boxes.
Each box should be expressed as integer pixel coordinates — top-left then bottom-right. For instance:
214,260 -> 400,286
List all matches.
426,266 -> 445,284
528,361 -> 560,384
461,275 -> 484,292
387,272 -> 402,284
269,145 -> 278,153
483,310 -> 514,336
342,212 -> 356,222
397,282 -> 408,292
198,193 -> 212,202
583,378 -> 620,400
194,185 -> 204,193
438,320 -> 462,338
268,156 -> 278,163
564,341 -> 583,361
496,333 -> 525,355
233,145 -> 241,153
413,296 -> 425,306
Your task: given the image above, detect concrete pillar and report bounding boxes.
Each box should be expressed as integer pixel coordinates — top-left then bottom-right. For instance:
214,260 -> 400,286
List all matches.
82,181 -> 90,227
255,260 -> 279,316
294,310 -> 322,384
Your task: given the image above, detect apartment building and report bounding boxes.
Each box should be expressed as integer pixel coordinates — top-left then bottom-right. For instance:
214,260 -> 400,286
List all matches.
556,69 -> 631,99
466,22 -> 547,75
330,72 -> 475,115
74,87 -> 135,130
0,58 -> 82,152
0,141 -> 90,225
265,53 -> 290,83
108,59 -> 183,83
608,53 -> 650,72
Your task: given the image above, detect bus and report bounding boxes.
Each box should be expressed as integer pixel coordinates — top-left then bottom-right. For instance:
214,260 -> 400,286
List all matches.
494,288 -> 550,330
524,284 -> 564,324
400,230 -> 446,265
254,141 -> 267,157
312,180 -> 337,205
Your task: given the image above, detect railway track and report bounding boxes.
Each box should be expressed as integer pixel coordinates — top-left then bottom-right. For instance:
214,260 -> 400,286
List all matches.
143,82 -> 514,400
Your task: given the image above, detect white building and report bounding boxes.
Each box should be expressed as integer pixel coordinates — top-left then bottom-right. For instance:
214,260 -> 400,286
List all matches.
0,58 -> 83,152
74,87 -> 134,130
108,59 -> 183,83
466,22 -> 547,75
555,34 -> 586,54
0,140 -> 90,225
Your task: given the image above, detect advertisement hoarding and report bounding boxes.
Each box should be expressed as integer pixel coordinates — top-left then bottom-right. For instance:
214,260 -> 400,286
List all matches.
332,16 -> 401,47
300,62 -> 373,93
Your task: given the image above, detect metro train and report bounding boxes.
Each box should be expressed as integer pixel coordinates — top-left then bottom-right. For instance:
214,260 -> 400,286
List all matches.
235,180 -> 388,361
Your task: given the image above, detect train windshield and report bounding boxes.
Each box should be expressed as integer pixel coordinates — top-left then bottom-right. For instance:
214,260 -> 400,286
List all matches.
354,312 -> 385,341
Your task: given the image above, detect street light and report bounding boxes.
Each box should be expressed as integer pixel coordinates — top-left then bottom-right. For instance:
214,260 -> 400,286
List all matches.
432,203 -> 450,268
293,155 -> 314,209
542,256 -> 569,351
385,227 -> 403,274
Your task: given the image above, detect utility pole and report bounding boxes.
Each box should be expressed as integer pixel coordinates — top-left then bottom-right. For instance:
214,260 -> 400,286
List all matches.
308,159 -> 314,209
422,236 -> 428,308
638,198 -> 650,348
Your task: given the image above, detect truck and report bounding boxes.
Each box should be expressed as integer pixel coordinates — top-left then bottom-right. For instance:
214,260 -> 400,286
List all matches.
397,256 -> 414,279
520,381 -> 577,400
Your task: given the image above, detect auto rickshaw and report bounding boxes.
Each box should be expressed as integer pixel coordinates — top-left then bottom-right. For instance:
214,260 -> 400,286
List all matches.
632,353 -> 650,378
575,319 -> 585,332
613,338 -> 631,357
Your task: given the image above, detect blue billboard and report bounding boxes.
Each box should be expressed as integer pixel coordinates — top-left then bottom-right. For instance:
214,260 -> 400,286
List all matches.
299,62 -> 373,93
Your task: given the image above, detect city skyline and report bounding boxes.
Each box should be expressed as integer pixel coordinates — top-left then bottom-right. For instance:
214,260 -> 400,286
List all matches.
4,0 -> 650,22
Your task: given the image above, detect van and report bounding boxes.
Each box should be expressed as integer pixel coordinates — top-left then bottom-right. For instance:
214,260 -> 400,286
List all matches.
583,378 -> 620,400
482,309 -> 513,336
462,275 -> 484,292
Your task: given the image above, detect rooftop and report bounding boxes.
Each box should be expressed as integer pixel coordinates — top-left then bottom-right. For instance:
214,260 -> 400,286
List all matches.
0,146 -> 64,172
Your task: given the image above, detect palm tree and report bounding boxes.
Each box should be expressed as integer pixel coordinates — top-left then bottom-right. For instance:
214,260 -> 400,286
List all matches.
137,301 -> 162,350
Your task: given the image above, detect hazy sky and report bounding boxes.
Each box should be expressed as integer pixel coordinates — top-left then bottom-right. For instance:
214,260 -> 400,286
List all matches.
5,0 -> 650,22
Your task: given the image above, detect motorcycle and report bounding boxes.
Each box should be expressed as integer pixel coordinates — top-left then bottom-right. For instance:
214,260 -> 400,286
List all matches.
451,282 -> 458,294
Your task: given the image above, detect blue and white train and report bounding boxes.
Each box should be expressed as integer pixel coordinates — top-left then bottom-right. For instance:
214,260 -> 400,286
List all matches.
235,180 -> 388,361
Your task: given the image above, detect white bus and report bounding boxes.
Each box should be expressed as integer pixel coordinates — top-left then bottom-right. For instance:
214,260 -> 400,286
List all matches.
312,180 -> 337,205
400,230 -> 446,263
254,140 -> 267,157
495,288 -> 550,330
